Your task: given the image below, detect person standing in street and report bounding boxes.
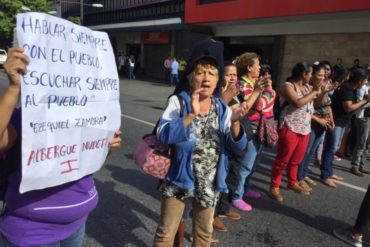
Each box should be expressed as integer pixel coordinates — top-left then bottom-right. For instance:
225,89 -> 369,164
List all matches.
320,68 -> 370,188
117,52 -> 126,76
178,57 -> 187,80
213,62 -> 269,232
333,58 -> 344,76
297,63 -> 333,191
128,55 -> 136,80
213,63 -> 243,232
350,76 -> 370,176
153,39 -> 248,247
164,56 -> 172,85
270,62 -> 321,202
231,52 -> 275,211
170,57 -> 179,87
351,58 -> 363,71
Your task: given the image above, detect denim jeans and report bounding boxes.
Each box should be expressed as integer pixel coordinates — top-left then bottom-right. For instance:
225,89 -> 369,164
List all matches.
0,223 -> 85,247
320,125 -> 346,179
154,196 -> 215,247
298,122 -> 326,181
215,156 -> 241,216
232,136 -> 262,201
129,66 -> 135,79
351,117 -> 370,168
170,74 -> 179,86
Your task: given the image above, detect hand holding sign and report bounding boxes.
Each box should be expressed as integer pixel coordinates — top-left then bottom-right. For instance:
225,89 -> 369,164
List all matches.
3,48 -> 29,88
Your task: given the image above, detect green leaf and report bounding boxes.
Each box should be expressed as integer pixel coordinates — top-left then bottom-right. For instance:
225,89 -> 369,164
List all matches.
0,0 -> 53,38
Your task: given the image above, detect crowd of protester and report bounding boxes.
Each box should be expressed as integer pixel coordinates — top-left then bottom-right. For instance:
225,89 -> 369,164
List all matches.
1,39 -> 369,247
152,39 -> 370,247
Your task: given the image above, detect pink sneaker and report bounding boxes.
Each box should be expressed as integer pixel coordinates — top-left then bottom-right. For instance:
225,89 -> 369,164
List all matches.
333,155 -> 342,161
232,199 -> 252,212
244,189 -> 262,199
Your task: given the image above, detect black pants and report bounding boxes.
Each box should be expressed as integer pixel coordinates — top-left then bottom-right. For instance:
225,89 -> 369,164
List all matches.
215,156 -> 241,216
354,183 -> 370,233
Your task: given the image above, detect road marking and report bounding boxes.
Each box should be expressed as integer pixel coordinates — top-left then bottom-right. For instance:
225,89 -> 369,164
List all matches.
261,150 -> 367,193
121,114 -> 155,127
334,180 -> 367,192
131,227 -> 152,247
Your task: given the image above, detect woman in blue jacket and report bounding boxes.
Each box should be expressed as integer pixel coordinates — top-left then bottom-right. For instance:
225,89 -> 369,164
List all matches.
153,50 -> 248,246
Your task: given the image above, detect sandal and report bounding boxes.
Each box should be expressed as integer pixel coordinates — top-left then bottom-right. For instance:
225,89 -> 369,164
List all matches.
287,183 -> 310,195
304,176 -> 317,186
330,174 -> 344,181
321,179 -> 337,188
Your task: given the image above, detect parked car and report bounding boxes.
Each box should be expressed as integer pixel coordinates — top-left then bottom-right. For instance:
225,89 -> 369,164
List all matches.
0,49 -> 7,66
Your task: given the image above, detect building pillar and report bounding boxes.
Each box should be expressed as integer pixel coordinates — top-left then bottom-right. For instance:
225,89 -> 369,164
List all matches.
170,31 -> 175,57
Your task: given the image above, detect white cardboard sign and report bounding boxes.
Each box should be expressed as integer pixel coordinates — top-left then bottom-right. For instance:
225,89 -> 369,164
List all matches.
16,12 -> 121,193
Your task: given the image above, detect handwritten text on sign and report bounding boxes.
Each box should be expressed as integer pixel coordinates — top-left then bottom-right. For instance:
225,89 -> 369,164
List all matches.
17,13 -> 121,193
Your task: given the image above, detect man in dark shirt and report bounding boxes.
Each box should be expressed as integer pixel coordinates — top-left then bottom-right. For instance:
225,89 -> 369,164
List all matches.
331,82 -> 358,127
320,69 -> 370,188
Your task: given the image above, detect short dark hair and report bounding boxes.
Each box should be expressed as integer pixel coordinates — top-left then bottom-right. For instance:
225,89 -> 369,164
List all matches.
332,66 -> 349,83
260,63 -> 271,77
349,68 -> 369,84
287,62 -> 311,82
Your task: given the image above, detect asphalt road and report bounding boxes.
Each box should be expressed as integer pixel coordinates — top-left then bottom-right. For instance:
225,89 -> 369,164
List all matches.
0,71 -> 369,247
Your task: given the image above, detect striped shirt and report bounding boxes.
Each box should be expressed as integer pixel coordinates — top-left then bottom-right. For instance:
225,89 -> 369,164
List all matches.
241,76 -> 276,130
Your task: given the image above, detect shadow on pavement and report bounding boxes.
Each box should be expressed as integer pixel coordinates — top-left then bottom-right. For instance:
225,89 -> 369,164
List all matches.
86,165 -> 161,246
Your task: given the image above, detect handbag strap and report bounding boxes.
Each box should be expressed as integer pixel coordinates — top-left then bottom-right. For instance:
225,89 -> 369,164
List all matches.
152,94 -> 184,135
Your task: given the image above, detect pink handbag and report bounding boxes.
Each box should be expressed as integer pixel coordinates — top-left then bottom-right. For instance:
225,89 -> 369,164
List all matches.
133,134 -> 171,179
258,115 -> 279,148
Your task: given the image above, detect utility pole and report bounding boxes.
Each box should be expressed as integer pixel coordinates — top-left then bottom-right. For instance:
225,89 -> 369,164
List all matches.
80,0 -> 83,25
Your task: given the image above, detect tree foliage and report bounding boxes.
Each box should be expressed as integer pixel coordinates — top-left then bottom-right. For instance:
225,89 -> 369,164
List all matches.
67,16 -> 81,25
0,0 -> 53,38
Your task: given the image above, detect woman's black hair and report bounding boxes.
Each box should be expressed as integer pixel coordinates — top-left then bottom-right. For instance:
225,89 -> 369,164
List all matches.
260,63 -> 271,77
332,66 -> 349,83
286,62 -> 311,82
319,60 -> 332,76
348,68 -> 369,84
312,63 -> 326,75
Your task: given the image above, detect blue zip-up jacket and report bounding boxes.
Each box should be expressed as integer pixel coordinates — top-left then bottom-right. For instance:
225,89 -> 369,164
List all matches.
157,91 -> 247,193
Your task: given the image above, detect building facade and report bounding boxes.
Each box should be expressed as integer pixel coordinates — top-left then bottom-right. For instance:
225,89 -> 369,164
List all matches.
62,0 -> 212,79
185,0 -> 370,83
61,0 -> 370,82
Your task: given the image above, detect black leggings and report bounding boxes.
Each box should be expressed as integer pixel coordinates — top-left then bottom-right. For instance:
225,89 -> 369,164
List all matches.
354,183 -> 370,233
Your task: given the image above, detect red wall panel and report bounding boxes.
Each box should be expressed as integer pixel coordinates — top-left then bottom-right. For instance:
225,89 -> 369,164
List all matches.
185,0 -> 370,24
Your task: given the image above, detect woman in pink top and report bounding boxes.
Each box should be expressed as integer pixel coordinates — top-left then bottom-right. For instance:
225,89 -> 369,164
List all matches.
270,62 -> 321,203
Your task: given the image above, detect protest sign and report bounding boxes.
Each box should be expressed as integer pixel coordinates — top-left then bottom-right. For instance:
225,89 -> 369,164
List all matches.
16,12 -> 121,193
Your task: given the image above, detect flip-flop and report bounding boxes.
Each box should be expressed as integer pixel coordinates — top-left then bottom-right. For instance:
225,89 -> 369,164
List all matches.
331,175 -> 344,181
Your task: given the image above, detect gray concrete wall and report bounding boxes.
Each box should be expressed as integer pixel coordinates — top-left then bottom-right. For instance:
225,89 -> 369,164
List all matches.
279,33 -> 370,86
